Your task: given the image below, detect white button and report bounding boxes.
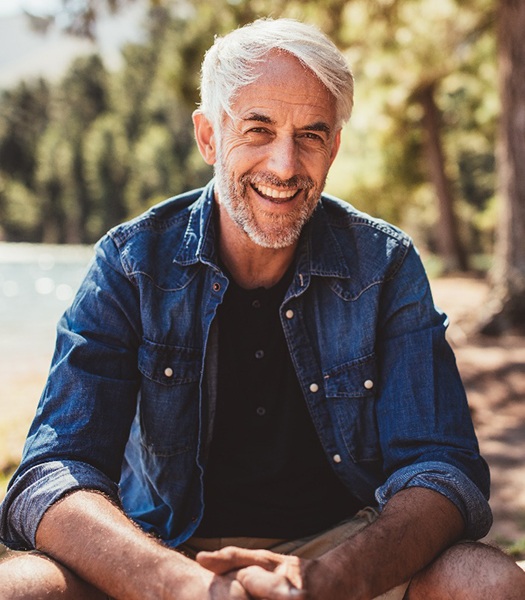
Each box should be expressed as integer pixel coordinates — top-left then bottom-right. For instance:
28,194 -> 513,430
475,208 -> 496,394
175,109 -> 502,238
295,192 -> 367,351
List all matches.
285,309 -> 294,319
309,383 -> 319,393
364,379 -> 374,390
333,454 -> 342,463
164,367 -> 173,377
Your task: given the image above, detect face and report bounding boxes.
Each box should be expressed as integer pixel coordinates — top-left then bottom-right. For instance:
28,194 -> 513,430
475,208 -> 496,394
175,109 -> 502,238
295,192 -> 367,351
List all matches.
194,52 -> 341,250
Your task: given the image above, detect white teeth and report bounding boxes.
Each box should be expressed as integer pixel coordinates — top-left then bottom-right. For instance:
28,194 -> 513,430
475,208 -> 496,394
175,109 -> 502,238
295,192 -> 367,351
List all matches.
255,184 -> 297,199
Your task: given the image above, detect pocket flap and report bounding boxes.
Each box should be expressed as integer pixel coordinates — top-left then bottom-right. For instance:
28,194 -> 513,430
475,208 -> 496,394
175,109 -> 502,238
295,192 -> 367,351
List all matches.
323,354 -> 378,399
138,339 -> 201,386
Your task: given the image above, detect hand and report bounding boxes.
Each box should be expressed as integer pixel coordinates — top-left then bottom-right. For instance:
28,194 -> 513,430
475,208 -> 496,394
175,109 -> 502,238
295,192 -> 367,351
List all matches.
165,558 -> 251,600
197,547 -> 313,599
207,572 -> 252,600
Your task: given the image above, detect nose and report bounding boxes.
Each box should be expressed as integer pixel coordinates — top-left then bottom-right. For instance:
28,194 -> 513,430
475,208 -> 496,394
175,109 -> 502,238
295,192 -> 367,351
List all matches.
266,136 -> 299,181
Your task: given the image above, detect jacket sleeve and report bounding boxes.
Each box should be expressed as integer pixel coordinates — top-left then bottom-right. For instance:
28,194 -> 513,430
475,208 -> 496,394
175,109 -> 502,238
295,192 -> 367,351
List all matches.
0,235 -> 142,550
374,244 -> 492,540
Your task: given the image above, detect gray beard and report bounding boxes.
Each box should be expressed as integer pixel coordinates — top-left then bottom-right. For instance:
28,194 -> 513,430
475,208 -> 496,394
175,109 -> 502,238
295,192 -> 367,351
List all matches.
214,155 -> 322,249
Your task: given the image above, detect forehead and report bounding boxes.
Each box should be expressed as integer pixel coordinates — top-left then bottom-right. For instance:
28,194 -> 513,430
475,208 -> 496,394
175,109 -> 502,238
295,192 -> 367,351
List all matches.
229,52 -> 337,126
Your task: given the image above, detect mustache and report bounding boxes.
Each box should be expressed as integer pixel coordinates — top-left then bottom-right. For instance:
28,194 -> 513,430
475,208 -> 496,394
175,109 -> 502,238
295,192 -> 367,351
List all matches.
240,172 -> 315,191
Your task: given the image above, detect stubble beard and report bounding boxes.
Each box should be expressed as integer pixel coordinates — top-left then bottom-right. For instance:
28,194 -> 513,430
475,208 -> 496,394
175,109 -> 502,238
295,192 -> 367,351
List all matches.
214,152 -> 324,250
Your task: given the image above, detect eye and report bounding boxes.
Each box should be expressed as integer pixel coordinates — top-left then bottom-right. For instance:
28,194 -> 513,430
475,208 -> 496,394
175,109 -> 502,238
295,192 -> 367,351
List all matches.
247,127 -> 272,135
299,132 -> 325,143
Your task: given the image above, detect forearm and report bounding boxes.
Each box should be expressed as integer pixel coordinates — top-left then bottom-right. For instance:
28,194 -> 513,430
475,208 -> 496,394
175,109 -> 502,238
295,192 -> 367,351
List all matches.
35,490 -> 214,600
316,487 -> 465,599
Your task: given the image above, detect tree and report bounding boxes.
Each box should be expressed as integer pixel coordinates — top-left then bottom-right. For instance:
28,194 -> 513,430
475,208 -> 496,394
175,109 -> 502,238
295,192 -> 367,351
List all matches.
480,0 -> 525,334
35,124 -> 76,243
0,79 -> 50,240
52,54 -> 110,243
11,0 -> 503,270
83,114 -> 130,236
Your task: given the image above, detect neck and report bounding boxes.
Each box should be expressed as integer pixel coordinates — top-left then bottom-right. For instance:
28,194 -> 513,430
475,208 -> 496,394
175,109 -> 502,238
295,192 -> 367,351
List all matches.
217,213 -> 297,290
220,244 -> 296,290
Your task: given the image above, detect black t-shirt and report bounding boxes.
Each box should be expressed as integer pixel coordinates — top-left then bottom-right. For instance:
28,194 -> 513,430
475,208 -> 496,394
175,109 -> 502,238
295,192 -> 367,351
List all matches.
196,268 -> 361,538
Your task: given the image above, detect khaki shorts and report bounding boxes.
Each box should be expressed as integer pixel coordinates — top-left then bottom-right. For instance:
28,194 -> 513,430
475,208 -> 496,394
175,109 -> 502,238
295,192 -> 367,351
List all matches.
181,507 -> 410,599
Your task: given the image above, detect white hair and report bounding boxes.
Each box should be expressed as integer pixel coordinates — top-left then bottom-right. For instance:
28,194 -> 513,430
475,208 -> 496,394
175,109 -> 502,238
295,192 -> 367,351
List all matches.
199,18 -> 354,129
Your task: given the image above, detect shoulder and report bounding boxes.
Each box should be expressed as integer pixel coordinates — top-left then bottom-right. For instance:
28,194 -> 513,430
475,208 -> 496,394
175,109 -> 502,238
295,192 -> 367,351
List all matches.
319,194 -> 411,247
92,186 -> 212,279
312,194 -> 414,282
107,187 -> 206,247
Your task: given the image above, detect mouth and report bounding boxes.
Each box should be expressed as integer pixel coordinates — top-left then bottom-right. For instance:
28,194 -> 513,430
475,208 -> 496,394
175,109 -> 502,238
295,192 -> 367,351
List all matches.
251,183 -> 300,204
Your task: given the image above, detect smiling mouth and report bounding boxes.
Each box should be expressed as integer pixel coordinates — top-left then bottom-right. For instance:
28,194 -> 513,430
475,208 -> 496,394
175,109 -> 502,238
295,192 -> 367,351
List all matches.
251,183 -> 299,203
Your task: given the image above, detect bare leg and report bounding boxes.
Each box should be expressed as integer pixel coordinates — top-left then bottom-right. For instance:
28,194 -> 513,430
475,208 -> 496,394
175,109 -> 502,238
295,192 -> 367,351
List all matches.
406,541 -> 525,600
0,551 -> 106,600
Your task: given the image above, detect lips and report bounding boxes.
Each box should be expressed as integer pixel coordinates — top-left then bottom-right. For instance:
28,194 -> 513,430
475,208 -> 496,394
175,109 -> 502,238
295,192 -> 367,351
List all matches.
251,183 -> 299,203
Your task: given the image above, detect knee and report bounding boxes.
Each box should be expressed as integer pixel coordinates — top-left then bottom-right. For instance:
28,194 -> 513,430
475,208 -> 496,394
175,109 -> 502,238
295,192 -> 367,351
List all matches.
0,551 -> 105,599
407,541 -> 525,600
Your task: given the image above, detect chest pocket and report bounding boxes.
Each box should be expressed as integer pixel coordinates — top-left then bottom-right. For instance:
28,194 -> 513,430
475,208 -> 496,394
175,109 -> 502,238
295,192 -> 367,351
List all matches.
138,339 -> 202,456
323,353 -> 381,463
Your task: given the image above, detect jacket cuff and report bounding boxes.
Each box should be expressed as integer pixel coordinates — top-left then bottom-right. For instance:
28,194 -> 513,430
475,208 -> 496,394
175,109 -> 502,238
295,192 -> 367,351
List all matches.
375,461 -> 493,540
0,461 -> 119,550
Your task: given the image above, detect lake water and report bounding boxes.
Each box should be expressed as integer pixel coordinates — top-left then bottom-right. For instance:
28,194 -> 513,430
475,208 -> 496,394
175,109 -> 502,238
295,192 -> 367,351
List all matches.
0,242 -> 94,359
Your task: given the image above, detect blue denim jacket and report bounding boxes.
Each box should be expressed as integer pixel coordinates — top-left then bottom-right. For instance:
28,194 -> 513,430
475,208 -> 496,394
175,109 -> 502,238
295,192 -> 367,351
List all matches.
0,181 -> 492,550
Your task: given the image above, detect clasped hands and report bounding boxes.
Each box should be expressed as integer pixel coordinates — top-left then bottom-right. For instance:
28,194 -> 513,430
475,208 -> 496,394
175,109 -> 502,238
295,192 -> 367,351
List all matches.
196,545 -> 343,600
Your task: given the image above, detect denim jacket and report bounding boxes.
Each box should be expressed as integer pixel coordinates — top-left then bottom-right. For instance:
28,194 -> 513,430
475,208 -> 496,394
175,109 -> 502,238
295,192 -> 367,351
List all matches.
0,181 -> 492,550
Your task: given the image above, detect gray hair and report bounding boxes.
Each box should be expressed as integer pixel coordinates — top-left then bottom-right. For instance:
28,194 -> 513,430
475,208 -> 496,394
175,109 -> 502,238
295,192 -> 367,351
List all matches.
199,18 -> 354,129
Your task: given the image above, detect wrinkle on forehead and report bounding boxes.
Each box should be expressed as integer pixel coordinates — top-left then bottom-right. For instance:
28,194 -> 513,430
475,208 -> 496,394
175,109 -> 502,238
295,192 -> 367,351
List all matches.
227,51 -> 337,126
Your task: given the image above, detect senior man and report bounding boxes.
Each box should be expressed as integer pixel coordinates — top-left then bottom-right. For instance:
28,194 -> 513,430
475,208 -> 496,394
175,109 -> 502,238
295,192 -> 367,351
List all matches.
1,17 -> 523,600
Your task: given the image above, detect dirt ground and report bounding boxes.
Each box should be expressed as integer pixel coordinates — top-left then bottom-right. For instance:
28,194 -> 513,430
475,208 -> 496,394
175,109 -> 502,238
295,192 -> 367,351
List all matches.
1,275 -> 524,555
429,276 -> 525,554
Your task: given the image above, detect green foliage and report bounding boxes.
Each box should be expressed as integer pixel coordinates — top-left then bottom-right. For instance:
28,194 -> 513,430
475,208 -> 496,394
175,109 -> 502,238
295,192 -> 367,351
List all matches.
83,114 -> 130,236
0,175 -> 40,240
0,0 -> 500,256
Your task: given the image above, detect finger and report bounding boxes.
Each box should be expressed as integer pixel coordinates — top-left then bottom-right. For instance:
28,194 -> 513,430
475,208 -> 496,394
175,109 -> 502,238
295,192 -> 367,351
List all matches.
237,565 -> 307,600
209,574 -> 251,600
197,547 -> 280,574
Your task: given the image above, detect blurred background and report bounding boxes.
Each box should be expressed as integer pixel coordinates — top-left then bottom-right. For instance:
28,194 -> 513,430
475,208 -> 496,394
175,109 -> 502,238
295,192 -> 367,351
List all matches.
0,0 -> 524,558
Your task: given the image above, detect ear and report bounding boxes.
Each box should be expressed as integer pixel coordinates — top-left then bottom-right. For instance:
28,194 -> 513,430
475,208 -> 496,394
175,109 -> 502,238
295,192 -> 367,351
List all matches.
329,129 -> 342,167
193,109 -> 217,165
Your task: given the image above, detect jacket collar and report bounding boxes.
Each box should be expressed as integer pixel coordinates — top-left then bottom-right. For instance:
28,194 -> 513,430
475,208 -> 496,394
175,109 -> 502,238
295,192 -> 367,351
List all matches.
173,181 -> 218,267
173,180 -> 352,280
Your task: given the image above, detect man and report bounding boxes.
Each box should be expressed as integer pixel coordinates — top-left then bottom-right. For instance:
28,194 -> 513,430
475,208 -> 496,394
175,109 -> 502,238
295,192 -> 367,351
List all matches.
0,17 -> 523,600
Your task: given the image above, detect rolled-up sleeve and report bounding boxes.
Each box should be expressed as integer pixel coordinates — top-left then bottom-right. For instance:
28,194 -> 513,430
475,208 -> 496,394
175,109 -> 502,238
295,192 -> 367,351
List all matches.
0,461 -> 119,550
376,461 -> 492,539
0,235 -> 141,550
374,245 -> 492,540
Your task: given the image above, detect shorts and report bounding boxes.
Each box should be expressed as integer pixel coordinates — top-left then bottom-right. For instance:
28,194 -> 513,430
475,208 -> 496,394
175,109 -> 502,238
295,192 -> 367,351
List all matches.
180,507 -> 410,599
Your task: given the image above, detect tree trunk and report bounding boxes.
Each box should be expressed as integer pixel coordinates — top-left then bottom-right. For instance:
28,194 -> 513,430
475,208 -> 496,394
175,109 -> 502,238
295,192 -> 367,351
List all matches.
479,0 -> 525,334
417,83 -> 469,273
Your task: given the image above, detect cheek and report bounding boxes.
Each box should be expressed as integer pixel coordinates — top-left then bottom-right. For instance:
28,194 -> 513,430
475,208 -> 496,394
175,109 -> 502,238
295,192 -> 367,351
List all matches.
220,134 -> 267,169
313,151 -> 336,181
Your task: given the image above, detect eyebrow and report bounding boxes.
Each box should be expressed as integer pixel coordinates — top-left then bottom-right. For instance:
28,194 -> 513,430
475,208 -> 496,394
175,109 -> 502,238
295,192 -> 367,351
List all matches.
243,113 -> 274,125
242,113 -> 332,136
304,121 -> 332,135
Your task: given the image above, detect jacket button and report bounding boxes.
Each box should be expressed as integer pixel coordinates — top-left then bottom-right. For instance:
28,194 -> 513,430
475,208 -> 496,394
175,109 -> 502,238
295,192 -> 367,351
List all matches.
309,383 -> 319,393
212,282 -> 221,292
164,367 -> 173,377
285,309 -> 294,319
333,454 -> 342,463
364,379 -> 374,390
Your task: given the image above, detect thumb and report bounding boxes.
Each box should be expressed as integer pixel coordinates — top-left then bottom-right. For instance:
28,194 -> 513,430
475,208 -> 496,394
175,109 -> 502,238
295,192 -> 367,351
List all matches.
237,565 -> 307,600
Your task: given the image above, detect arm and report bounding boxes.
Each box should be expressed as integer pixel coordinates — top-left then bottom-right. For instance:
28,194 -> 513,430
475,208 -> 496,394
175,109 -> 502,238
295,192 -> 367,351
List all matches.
307,487 -> 464,598
198,487 -> 464,600
0,236 -> 143,551
35,489 -> 249,600
372,244 -> 491,539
